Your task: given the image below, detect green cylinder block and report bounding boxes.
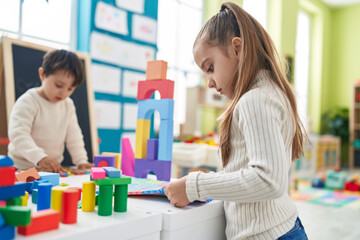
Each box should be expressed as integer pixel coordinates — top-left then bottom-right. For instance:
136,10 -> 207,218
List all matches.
97,185 -> 113,216
114,185 -> 128,212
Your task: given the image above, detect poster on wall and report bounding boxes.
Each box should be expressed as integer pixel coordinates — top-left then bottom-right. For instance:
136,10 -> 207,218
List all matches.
95,1 -> 128,35
123,103 -> 138,129
116,0 -> 145,14
91,63 -> 121,95
122,70 -> 145,98
94,100 -> 121,129
132,14 -> 157,44
90,31 -> 155,71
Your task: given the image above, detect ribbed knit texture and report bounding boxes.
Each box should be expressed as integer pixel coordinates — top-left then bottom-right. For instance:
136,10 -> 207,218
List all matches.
8,88 -> 88,170
186,70 -> 298,240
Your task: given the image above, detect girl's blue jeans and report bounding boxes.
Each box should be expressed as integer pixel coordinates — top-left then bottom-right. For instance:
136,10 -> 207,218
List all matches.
277,217 -> 308,240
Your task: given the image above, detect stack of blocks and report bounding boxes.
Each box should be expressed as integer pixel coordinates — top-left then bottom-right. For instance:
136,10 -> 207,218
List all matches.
134,60 -> 174,181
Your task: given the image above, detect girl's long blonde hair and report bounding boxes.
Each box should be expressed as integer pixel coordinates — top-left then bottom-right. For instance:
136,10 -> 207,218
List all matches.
194,2 -> 307,167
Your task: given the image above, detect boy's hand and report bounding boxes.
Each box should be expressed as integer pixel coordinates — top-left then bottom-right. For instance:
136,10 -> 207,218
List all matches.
77,162 -> 94,170
164,176 -> 190,208
37,157 -> 65,173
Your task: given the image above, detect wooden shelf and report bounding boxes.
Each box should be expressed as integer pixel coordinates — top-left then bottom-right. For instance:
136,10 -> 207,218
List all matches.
350,82 -> 360,169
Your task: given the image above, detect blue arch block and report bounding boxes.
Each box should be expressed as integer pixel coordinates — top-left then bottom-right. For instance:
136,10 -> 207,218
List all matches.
158,119 -> 173,161
137,99 -> 174,120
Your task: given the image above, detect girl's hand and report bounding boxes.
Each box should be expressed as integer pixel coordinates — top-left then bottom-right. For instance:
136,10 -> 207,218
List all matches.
164,176 -> 190,207
38,157 -> 65,173
77,162 -> 94,170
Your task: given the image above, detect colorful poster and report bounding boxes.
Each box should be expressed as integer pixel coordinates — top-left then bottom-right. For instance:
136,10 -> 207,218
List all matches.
94,100 -> 121,129
95,1 -> 128,35
132,14 -> 157,44
122,70 -> 145,98
116,0 -> 145,14
91,63 -> 121,95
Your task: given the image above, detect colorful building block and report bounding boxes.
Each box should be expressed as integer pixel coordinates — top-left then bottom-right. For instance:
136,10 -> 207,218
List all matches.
51,186 -> 66,216
94,155 -> 116,168
15,167 -> 40,182
102,152 -> 122,170
62,189 -> 78,224
0,167 -> 15,187
17,209 -> 60,236
37,183 -> 52,211
103,167 -> 121,178
82,181 -> 95,212
30,179 -> 49,192
94,176 -> 132,186
98,185 -> 113,216
145,60 -> 167,80
146,139 -> 158,160
137,99 -> 174,120
91,167 -> 106,179
0,206 -> 31,226
0,182 -> 26,201
0,225 -> 15,239
114,184 -> 128,212
32,189 -> 38,204
344,181 -> 359,191
122,138 -> 135,176
39,172 -> 60,187
0,212 -> 5,228
158,119 -> 174,161
137,79 -> 174,100
25,182 -> 33,194
0,155 -> 13,167
134,158 -> 171,181
21,192 -> 29,206
67,187 -> 82,201
5,197 -> 22,206
135,119 -> 151,159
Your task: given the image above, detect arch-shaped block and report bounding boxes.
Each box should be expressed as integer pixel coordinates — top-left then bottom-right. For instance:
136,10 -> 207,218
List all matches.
158,119 -> 173,161
134,158 -> 171,181
137,99 -> 174,120
135,119 -> 151,159
137,79 -> 174,100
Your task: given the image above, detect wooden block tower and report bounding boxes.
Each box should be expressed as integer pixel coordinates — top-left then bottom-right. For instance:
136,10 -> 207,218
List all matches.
134,60 -> 174,181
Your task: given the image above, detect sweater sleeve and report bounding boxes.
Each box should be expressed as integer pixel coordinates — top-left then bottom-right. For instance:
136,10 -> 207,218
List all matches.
65,100 -> 88,165
185,91 -> 290,202
8,95 -> 47,165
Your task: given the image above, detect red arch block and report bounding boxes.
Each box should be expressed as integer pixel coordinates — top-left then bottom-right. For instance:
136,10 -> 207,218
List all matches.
137,79 -> 174,100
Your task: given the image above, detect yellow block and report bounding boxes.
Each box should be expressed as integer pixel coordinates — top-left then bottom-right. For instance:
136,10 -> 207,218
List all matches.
135,119 -> 150,159
102,152 -> 122,170
21,192 -> 29,206
82,181 -> 95,212
51,186 -> 67,213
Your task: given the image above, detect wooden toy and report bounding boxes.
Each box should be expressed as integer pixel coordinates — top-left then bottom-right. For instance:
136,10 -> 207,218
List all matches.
51,186 -> 66,216
134,158 -> 171,181
0,155 -> 13,167
135,119 -> 150,159
146,139 -> 158,160
91,167 -> 106,179
82,181 -> 95,212
121,138 -> 135,176
62,189 -> 78,224
21,192 -> 29,206
67,187 -> 82,201
0,225 -> 15,239
37,183 -> 52,211
25,182 -> 33,194
32,189 -> 38,204
114,184 -> 128,212
30,179 -> 49,192
0,206 -> 31,226
137,79 -> 174,100
103,167 -> 121,178
94,176 -> 131,186
17,209 -> 60,236
0,212 -> 5,227
0,182 -> 26,201
98,185 -> 113,216
137,99 -> 174,120
102,152 -> 122,170
39,172 -> 60,186
94,155 -> 116,168
5,197 -> 22,206
0,167 -> 15,187
145,60 -> 167,80
15,167 -> 40,182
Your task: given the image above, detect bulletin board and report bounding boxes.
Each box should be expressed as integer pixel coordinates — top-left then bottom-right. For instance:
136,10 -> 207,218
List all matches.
1,37 -> 99,165
77,0 -> 159,154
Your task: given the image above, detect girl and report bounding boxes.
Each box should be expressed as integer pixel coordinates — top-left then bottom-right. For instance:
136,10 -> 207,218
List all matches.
164,2 -> 308,240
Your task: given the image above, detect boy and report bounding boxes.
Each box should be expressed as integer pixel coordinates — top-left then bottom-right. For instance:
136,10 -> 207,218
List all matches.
8,49 -> 93,172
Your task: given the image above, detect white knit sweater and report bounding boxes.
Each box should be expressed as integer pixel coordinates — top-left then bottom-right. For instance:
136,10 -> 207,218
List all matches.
186,71 -> 298,240
8,88 -> 88,170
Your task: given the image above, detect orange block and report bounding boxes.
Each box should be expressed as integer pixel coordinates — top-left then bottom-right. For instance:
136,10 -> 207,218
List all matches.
17,209 -> 60,236
15,167 -> 41,182
146,60 -> 167,80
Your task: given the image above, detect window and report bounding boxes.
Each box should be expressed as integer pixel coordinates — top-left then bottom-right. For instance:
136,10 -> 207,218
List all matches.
157,0 -> 203,137
0,0 -> 77,49
243,0 -> 268,30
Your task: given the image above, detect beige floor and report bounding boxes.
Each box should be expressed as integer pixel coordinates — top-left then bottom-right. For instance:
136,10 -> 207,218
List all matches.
295,201 -> 360,240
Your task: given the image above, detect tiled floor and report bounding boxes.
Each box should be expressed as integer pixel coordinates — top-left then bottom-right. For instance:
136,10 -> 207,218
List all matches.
295,201 -> 360,240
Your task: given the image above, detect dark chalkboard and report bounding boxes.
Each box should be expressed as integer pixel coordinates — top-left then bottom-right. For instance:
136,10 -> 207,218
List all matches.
2,37 -> 98,166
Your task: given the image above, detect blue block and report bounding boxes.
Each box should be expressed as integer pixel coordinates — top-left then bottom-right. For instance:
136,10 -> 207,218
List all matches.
0,182 -> 26,201
103,167 -> 121,178
0,225 -> 15,240
30,179 -> 48,192
37,183 -> 52,211
147,139 -> 158,160
137,99 -> 174,120
26,182 -> 34,194
39,172 -> 59,186
32,189 -> 38,204
94,155 -> 115,167
158,119 -> 174,161
0,155 -> 13,167
0,213 -> 5,228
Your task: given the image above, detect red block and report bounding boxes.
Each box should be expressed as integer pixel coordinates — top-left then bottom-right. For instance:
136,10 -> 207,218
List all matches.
344,181 -> 359,192
17,209 -> 60,235
0,167 -> 15,187
62,189 -> 78,224
137,79 -> 174,100
67,187 -> 82,201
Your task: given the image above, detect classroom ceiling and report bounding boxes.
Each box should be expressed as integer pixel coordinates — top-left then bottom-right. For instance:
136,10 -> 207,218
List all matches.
322,0 -> 360,7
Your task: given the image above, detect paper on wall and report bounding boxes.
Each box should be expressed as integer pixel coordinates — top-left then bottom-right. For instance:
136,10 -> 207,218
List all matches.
91,63 -> 121,95
95,1 -> 128,35
123,103 -> 138,129
122,70 -> 145,98
116,0 -> 144,14
132,14 -> 157,44
90,31 -> 155,71
94,100 -> 121,129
